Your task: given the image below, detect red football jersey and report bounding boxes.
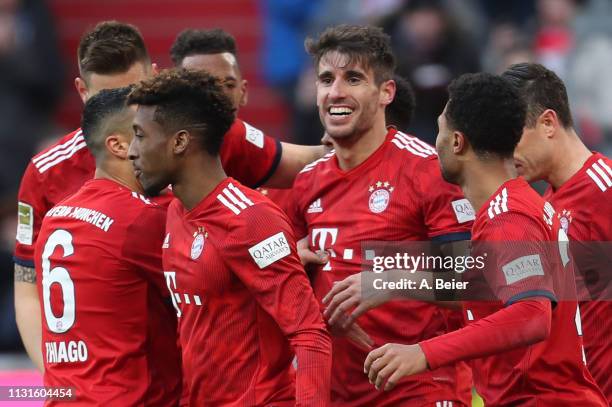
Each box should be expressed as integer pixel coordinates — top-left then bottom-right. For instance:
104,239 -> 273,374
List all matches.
544,152 -> 612,402
289,128 -> 473,406
15,119 -> 281,266
465,177 -> 606,406
34,178 -> 181,406
257,187 -> 293,214
163,178 -> 331,406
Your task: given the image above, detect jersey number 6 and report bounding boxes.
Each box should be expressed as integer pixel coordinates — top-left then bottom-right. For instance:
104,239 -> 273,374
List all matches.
41,229 -> 75,334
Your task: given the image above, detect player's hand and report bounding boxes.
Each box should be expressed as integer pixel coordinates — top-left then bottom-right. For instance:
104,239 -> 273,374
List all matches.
328,315 -> 374,351
364,343 -> 428,391
297,237 -> 328,266
322,273 -> 390,329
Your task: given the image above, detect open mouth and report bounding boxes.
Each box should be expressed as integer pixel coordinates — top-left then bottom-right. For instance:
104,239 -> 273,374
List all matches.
328,106 -> 354,119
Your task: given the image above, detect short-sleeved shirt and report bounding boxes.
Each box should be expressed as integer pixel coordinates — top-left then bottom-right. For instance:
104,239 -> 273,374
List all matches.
163,177 -> 330,406
289,128 -> 473,406
35,178 -> 181,406
465,177 -> 605,406
544,152 -> 612,402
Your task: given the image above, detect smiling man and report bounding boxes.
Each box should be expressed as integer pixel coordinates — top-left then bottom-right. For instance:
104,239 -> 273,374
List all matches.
288,24 -> 473,406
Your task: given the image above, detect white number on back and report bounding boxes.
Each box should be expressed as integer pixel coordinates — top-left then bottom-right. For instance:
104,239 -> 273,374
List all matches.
41,229 -> 75,333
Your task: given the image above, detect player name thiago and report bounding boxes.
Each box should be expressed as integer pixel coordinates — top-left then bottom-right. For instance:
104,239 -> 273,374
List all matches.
46,205 -> 114,232
372,277 -> 468,290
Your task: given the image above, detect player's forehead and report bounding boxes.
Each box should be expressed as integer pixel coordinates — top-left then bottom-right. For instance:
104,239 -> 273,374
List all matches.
133,104 -> 156,128
86,62 -> 150,95
181,52 -> 240,80
317,50 -> 372,78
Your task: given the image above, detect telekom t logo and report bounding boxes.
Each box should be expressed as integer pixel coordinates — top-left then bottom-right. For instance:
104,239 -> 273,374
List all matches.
164,271 -> 181,317
311,228 -> 338,271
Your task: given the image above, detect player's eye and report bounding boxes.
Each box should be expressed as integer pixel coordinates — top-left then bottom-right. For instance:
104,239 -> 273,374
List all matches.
319,76 -> 333,86
348,76 -> 361,85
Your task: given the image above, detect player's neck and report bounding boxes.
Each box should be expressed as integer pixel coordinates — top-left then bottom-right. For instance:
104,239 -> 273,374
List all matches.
547,128 -> 592,190
94,163 -> 143,194
460,158 -> 517,214
333,122 -> 388,171
172,154 -> 227,210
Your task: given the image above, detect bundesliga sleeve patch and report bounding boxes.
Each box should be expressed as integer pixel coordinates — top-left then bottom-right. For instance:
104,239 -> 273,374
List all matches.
451,199 -> 475,223
248,232 -> 291,269
244,121 -> 264,148
502,254 -> 544,285
16,202 -> 34,245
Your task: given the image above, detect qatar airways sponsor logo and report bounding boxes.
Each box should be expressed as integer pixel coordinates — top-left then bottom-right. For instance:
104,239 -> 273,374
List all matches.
451,199 -> 475,223
502,254 -> 544,285
45,340 -> 88,364
248,232 -> 291,268
46,205 -> 114,232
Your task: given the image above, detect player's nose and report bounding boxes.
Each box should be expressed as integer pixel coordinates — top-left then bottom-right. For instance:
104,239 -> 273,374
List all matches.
127,140 -> 138,161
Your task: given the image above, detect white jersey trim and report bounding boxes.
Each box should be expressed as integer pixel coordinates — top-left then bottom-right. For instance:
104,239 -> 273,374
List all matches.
488,187 -> 509,219
216,183 -> 254,215
586,159 -> 612,192
300,151 -> 335,173
391,132 -> 436,157
34,131 -> 88,174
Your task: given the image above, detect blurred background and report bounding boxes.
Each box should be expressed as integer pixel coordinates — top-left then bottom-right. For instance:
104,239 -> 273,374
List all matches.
0,0 -> 611,399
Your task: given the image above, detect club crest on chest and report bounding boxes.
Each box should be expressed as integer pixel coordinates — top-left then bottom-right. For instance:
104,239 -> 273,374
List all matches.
368,180 -> 394,213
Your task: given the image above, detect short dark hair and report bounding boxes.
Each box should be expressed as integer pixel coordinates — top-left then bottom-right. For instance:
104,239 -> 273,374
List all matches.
127,68 -> 235,155
502,63 -> 573,129
78,21 -> 149,79
81,86 -> 134,159
446,73 -> 526,158
305,24 -> 396,84
386,75 -> 416,128
170,28 -> 238,66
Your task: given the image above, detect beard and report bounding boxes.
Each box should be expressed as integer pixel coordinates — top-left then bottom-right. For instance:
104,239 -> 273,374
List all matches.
438,159 -> 460,185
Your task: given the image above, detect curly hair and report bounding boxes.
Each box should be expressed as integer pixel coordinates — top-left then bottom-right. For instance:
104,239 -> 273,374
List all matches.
502,63 -> 573,129
78,21 -> 149,78
127,68 -> 235,155
170,28 -> 238,66
446,73 -> 526,158
386,75 -> 416,128
305,24 -> 395,84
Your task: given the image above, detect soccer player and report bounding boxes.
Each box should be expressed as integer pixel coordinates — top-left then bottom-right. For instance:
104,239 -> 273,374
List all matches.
364,73 -> 607,406
35,87 -> 181,405
290,25 -> 473,406
170,28 -> 327,188
14,21 -> 326,371
127,68 -> 332,406
14,21 -> 155,371
503,62 -> 612,403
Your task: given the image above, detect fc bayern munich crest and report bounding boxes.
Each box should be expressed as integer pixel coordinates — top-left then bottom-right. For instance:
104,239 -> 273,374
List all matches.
191,230 -> 206,260
368,181 -> 394,213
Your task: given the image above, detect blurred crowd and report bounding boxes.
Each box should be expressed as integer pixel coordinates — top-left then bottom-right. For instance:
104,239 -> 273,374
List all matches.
262,0 -> 612,152
1,0 -> 611,352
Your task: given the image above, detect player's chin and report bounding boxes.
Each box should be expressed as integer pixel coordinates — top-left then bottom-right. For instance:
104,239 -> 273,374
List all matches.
141,179 -> 164,197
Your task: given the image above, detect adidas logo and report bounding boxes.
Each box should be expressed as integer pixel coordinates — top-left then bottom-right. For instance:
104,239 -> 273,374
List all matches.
162,233 -> 170,249
307,198 -> 323,214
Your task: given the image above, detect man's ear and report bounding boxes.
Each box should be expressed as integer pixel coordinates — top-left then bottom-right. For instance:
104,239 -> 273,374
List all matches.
452,131 -> 468,155
239,79 -> 249,107
380,79 -> 396,107
173,130 -> 191,155
538,109 -> 559,139
105,133 -> 131,159
151,62 -> 159,76
75,77 -> 89,103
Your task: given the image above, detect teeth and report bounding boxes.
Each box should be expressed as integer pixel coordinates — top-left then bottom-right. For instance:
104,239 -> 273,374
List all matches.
329,106 -> 353,115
